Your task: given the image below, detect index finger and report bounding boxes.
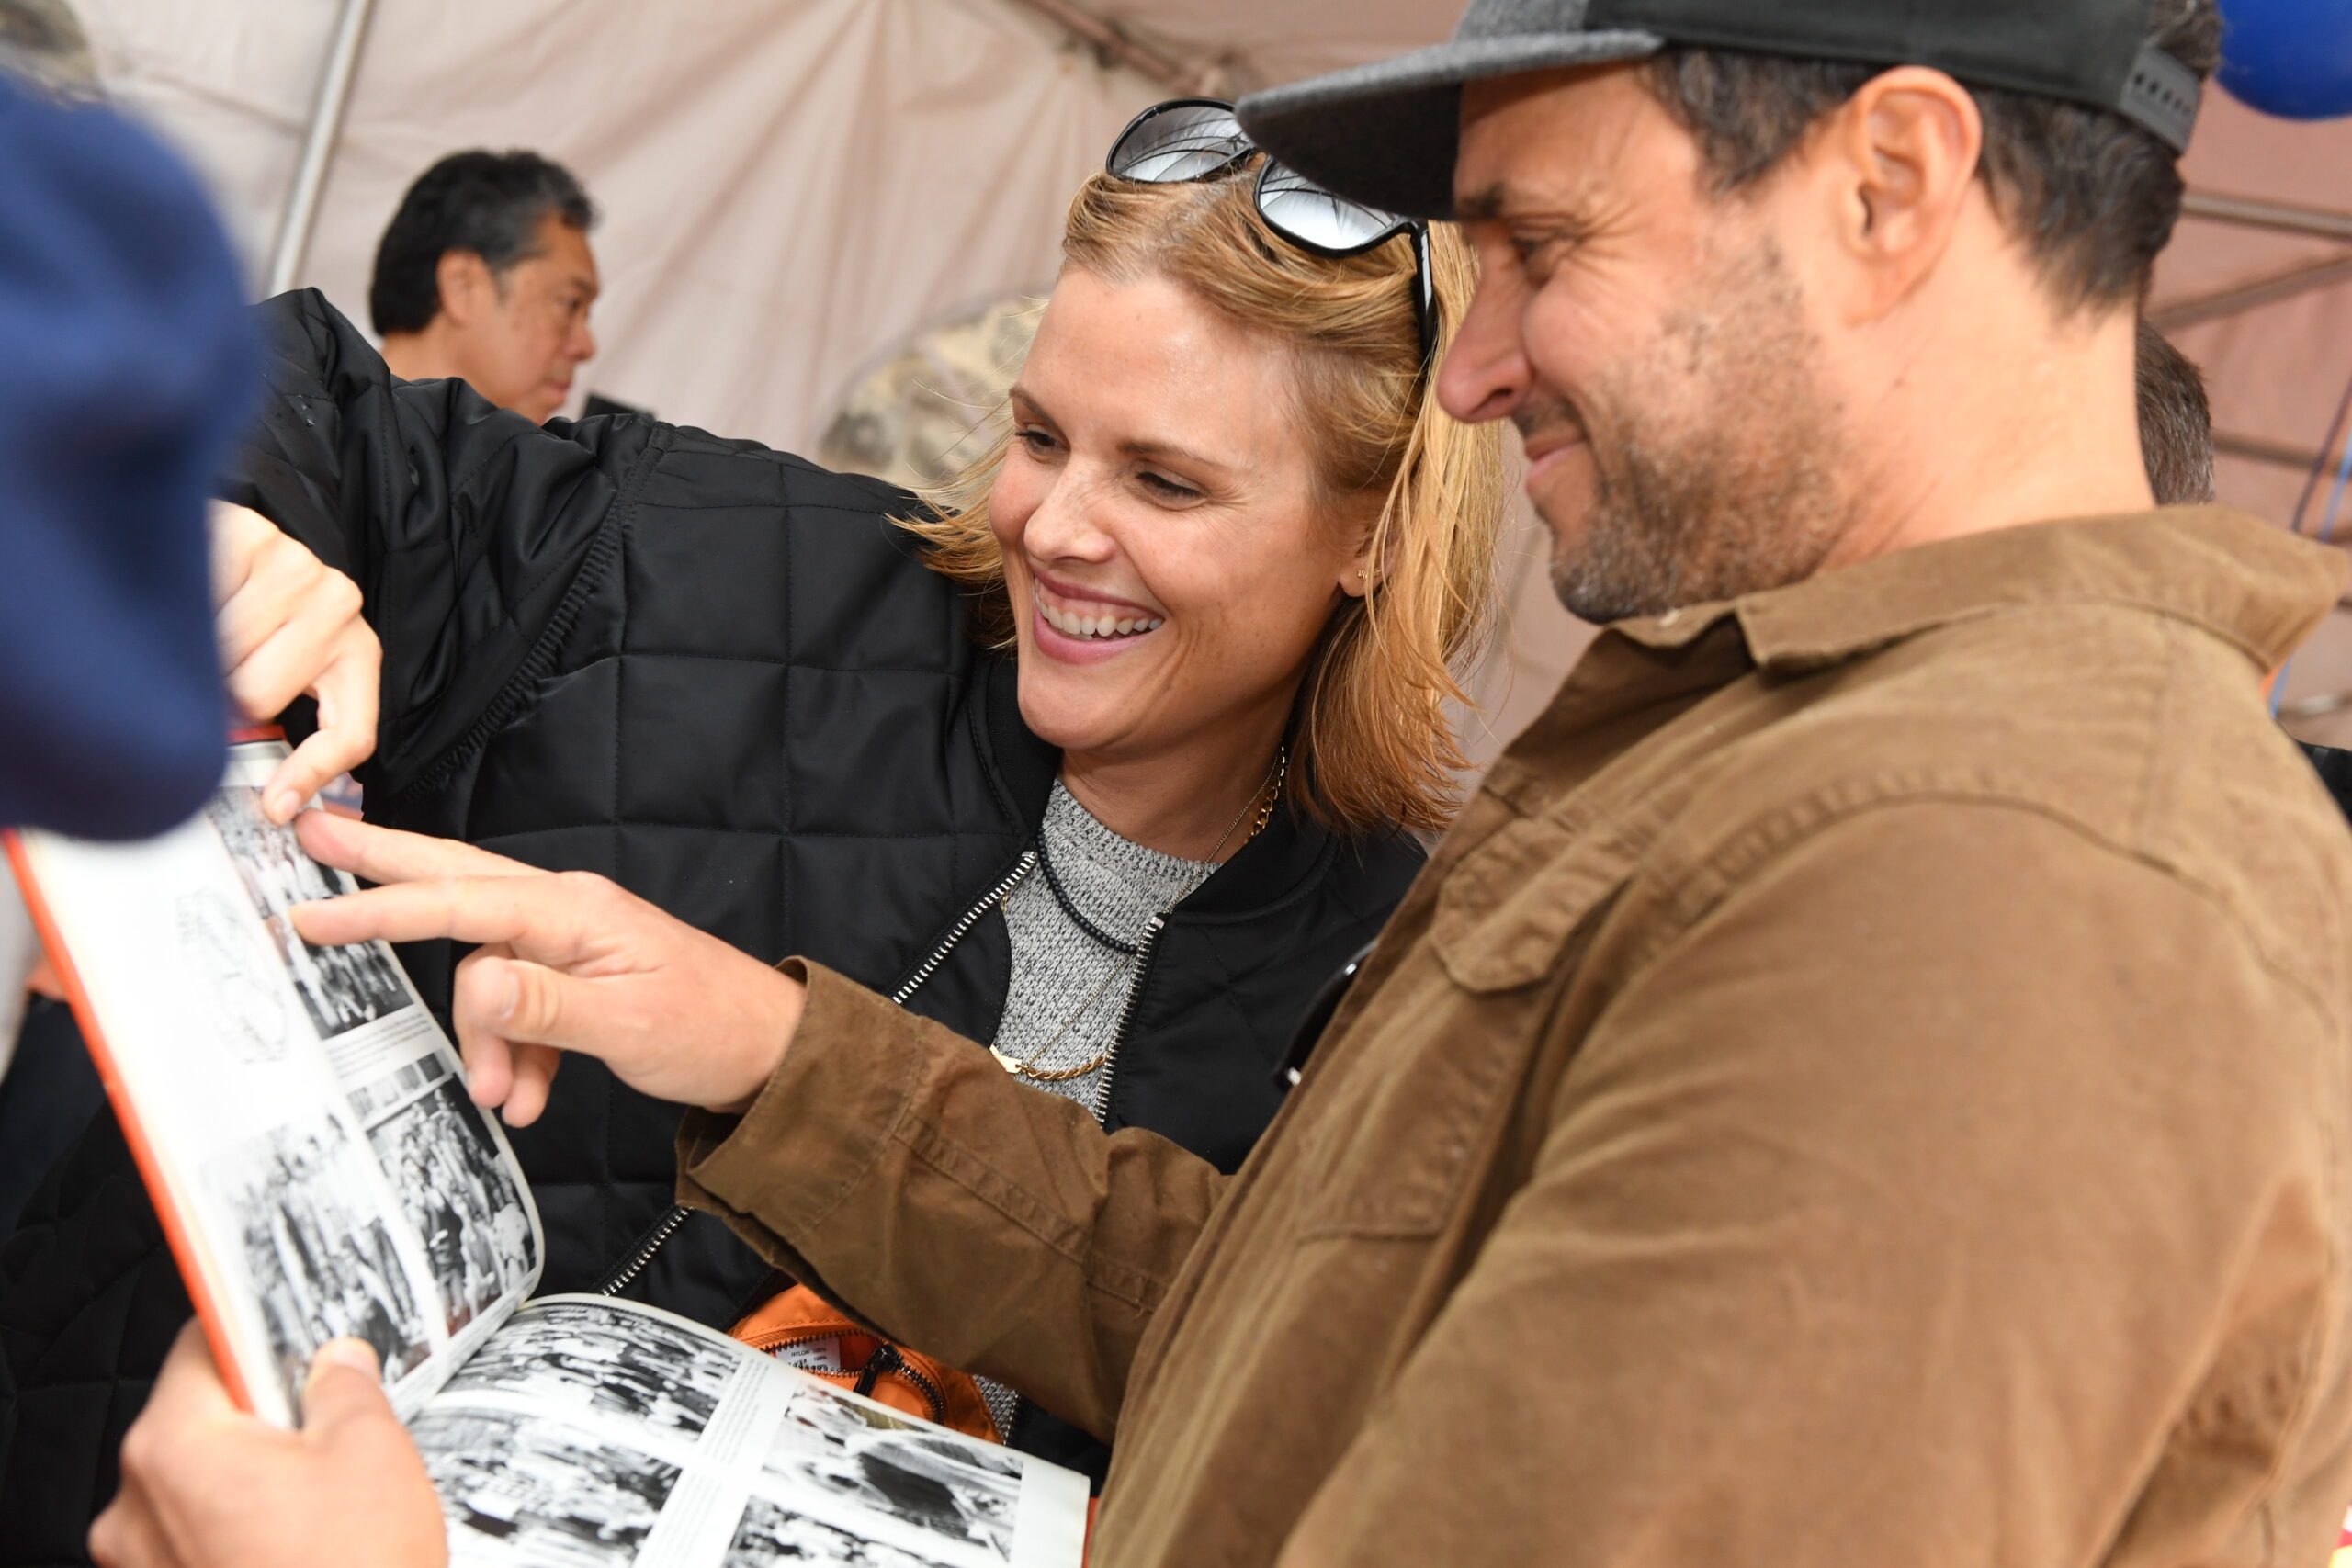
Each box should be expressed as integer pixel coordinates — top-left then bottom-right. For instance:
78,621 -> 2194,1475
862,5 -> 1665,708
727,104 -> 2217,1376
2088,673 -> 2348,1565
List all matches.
288,874 -> 597,965
262,644 -> 381,824
294,812 -> 534,884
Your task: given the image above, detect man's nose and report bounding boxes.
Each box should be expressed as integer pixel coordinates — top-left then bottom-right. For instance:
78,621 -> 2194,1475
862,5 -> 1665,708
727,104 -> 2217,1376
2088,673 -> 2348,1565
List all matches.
1436,271 -> 1533,427
571,319 -> 597,364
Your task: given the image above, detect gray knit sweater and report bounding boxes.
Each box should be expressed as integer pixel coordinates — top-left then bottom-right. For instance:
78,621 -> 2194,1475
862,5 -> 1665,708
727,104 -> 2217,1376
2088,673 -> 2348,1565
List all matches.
977,781 -> 1216,1437
992,780 -> 1218,1115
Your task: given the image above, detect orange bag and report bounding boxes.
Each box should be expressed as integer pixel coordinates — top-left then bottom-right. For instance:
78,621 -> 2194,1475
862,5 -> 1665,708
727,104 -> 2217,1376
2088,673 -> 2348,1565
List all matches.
731,1284 -> 1002,1443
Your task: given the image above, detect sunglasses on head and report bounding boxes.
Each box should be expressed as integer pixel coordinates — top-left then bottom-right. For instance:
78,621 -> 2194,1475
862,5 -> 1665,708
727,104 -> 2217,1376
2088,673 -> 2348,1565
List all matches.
1106,98 -> 1439,370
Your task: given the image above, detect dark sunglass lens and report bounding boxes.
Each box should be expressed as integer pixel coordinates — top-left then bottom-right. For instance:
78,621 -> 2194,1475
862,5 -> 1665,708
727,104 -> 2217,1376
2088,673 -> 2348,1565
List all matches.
1255,161 -> 1405,254
1111,103 -> 1250,184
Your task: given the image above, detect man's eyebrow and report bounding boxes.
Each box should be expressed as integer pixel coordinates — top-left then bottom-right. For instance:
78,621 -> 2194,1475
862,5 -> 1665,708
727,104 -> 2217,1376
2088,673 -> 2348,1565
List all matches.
1454,183 -> 1510,223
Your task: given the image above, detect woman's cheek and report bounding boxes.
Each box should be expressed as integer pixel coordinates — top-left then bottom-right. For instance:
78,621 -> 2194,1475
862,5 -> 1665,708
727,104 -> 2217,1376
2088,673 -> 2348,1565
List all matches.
987,466 -> 1040,555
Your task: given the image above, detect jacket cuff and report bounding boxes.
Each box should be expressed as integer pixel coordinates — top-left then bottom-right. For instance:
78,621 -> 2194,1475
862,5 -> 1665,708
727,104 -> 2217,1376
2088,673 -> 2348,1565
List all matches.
675,958 -> 923,1253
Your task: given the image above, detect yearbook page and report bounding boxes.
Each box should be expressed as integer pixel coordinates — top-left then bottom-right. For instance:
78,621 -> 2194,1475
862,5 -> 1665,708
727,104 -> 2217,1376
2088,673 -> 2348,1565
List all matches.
418,1296 -> 1090,1568
7,739 -> 543,1427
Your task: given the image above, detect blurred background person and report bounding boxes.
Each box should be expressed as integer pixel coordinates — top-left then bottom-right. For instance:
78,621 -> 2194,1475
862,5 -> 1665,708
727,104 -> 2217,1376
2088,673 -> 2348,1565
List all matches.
368,149 -> 599,423
0,55 -> 250,1473
0,68 -> 251,1235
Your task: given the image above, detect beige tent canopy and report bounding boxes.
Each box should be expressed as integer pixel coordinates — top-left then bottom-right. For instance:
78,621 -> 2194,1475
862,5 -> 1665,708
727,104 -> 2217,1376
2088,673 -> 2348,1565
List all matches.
55,0 -> 2352,756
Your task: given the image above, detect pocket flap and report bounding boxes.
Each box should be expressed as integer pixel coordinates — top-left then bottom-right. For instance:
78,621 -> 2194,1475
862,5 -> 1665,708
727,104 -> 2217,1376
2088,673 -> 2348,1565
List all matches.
1428,807 -> 1636,993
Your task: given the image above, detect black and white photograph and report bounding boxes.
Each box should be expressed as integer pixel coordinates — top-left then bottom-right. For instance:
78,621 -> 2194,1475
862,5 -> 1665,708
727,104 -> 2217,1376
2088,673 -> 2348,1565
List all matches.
443,1301 -> 739,1438
763,1382 -> 1023,1563
204,1116 -> 432,1406
365,1069 -> 537,1331
205,786 -> 408,1037
413,1407 -> 681,1568
723,1495 -> 963,1568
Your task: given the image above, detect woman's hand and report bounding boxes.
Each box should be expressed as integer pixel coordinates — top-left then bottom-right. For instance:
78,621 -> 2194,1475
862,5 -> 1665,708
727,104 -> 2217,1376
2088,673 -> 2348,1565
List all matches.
289,814 -> 804,1123
89,1324 -> 446,1568
210,501 -> 380,822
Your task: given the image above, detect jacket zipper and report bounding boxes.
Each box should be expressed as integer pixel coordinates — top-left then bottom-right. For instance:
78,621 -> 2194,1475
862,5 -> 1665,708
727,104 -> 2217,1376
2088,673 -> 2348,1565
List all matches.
594,1204 -> 690,1296
741,1328 -> 949,1425
741,1325 -> 847,1356
1091,913 -> 1162,1122
852,1340 -> 947,1424
891,851 -> 1037,1005
599,851 -> 1040,1299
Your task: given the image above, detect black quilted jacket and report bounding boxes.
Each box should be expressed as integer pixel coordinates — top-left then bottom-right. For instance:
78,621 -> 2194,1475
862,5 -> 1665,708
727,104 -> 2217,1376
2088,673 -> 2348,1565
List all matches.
0,292 -> 1424,1562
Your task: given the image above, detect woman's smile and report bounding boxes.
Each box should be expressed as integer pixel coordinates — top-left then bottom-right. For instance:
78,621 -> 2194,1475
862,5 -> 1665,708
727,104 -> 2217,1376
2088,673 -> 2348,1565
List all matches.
1032,571 -> 1168,662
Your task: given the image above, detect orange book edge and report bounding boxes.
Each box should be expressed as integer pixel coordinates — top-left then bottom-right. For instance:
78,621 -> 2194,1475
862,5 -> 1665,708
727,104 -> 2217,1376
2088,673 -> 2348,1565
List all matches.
2,729 -> 294,1421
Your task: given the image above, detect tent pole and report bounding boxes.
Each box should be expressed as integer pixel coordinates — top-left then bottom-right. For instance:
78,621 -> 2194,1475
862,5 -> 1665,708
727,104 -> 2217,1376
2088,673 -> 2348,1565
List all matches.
265,0 -> 379,298
2152,252 -> 2352,333
2182,190 -> 2352,244
2215,430 -> 2334,473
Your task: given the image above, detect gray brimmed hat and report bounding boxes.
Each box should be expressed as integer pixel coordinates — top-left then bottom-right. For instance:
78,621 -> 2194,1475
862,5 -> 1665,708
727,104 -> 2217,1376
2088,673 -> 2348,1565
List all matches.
1235,0 -> 2201,220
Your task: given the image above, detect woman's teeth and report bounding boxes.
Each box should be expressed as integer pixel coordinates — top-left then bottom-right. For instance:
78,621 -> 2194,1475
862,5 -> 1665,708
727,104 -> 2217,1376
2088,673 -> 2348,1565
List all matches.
1040,600 -> 1164,640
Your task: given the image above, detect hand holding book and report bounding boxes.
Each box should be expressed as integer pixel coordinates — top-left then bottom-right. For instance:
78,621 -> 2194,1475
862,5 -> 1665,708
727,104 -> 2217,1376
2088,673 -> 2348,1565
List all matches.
93,1324 -> 448,1568
288,813 -> 806,1126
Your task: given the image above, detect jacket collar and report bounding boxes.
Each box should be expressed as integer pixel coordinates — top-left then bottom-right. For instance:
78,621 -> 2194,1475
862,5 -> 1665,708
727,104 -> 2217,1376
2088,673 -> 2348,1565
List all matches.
1610,507 -> 2344,677
981,654 -> 1057,826
976,656 -> 1352,921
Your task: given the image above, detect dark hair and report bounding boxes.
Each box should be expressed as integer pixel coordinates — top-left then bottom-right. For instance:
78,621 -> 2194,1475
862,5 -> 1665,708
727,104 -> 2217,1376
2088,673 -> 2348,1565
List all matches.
368,150 -> 595,335
2136,320 -> 2214,505
1643,0 -> 2221,311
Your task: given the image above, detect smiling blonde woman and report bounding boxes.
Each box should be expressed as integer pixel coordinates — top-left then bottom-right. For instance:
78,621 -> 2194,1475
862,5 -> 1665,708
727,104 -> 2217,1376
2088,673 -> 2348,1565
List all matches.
0,101 -> 1506,1540
910,151 -> 1504,840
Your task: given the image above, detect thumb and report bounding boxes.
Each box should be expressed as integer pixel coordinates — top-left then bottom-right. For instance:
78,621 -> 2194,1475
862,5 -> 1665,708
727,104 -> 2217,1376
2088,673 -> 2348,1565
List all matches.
299,1339 -> 392,1436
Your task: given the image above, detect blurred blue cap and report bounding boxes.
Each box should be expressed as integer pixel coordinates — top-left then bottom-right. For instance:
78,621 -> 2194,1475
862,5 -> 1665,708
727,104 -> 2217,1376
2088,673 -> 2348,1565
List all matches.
0,77 -> 255,839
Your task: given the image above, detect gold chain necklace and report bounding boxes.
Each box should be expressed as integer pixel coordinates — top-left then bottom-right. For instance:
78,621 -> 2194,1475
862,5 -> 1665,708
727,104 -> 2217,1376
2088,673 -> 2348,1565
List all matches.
990,747 -> 1288,1083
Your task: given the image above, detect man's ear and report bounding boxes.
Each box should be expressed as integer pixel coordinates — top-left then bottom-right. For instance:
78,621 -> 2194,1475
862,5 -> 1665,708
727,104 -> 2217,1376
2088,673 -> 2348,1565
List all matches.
1817,66 -> 1983,322
434,250 -> 494,328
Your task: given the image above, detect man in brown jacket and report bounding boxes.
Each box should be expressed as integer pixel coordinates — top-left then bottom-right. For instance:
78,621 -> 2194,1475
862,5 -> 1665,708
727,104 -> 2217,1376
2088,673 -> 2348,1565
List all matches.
93,1 -> 2352,1566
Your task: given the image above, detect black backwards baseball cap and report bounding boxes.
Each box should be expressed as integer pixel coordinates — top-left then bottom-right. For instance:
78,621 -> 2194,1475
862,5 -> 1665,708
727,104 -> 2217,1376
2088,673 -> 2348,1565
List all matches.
1235,0 -> 2202,220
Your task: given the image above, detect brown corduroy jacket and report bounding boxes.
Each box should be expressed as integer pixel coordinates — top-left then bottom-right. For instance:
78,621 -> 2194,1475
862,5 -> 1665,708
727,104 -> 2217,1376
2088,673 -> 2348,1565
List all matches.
680,507 -> 2352,1567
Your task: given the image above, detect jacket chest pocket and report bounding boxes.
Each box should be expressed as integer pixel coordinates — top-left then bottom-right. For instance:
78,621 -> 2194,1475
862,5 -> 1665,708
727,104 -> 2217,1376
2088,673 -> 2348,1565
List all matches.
1295,808 -> 1638,1240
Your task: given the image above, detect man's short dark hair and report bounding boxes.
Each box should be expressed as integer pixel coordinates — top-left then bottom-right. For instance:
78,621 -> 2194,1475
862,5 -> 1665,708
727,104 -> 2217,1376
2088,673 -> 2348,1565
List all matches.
1643,0 -> 2221,311
2136,320 -> 2215,506
368,149 -> 595,336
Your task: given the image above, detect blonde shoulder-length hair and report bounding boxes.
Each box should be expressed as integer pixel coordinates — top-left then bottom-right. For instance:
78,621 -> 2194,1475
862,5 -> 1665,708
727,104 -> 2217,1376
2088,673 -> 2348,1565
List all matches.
899,166 -> 1508,838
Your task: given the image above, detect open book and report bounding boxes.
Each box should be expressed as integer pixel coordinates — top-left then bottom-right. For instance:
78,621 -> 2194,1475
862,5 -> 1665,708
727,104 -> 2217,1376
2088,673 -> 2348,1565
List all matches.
6,739 -> 1089,1568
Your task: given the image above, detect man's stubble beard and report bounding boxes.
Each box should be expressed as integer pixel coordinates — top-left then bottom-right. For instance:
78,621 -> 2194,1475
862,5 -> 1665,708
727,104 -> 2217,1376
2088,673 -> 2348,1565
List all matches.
1535,237 -> 1859,625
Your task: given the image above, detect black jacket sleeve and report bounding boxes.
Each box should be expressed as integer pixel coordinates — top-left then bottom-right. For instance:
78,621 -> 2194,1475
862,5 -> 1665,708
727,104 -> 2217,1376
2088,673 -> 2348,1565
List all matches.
220,288 -> 661,804
2301,742 -> 2352,828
